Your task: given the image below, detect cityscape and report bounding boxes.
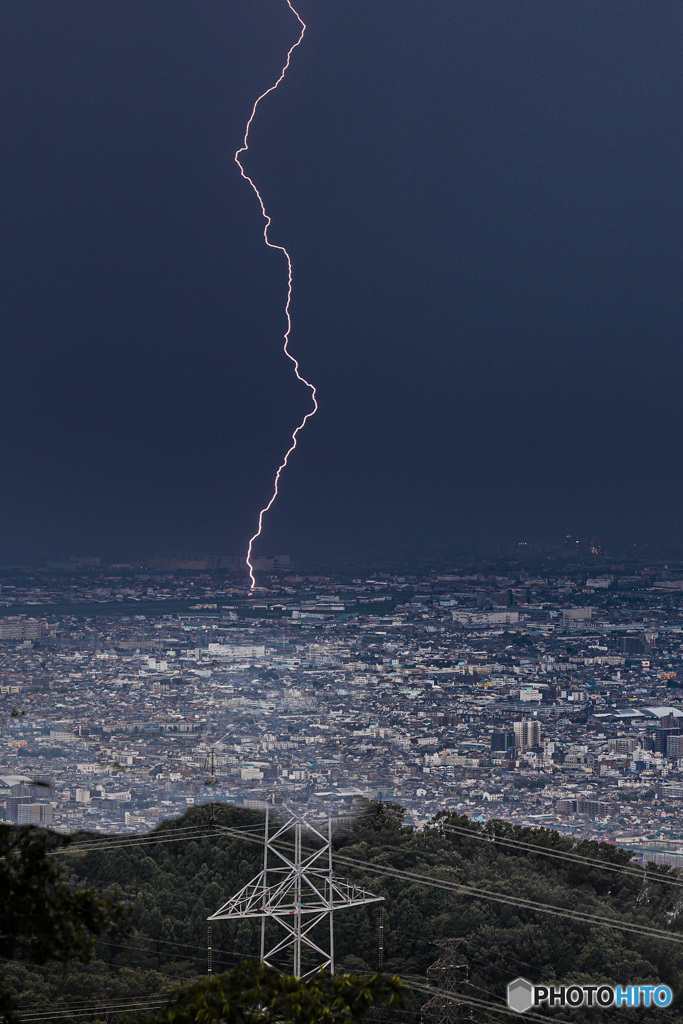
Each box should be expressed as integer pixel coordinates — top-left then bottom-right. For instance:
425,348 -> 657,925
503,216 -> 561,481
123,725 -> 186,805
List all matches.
3,0 -> 683,1016
3,552 -> 683,867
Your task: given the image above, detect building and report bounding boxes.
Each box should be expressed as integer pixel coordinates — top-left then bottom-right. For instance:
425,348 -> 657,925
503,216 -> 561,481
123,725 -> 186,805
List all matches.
556,799 -> 612,817
562,607 -> 593,621
514,720 -> 541,750
490,731 -> 515,752
16,803 -> 53,825
667,734 -> 683,758
655,728 -> 682,754
0,618 -> 43,640
608,738 -> 637,754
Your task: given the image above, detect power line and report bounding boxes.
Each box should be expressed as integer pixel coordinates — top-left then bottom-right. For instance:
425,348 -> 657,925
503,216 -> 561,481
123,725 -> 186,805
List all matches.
52,822 -> 264,856
372,909 -> 677,1024
51,824 -> 210,855
371,917 -> 540,976
329,852 -> 683,946
19,999 -> 166,1022
51,814 -> 683,898
436,822 -> 683,889
16,974 -> 558,1024
214,823 -> 683,947
94,934 -> 271,970
408,979 -> 570,1024
36,811 -> 683,1013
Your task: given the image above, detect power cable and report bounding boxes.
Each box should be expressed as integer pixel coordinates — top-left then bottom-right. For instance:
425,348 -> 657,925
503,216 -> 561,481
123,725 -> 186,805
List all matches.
436,822 -> 683,889
214,822 -> 683,946
16,975 -> 558,1024
51,823 -> 211,853
52,822 -> 264,856
407,978 -> 570,1024
330,851 -> 683,945
19,999 -> 166,1021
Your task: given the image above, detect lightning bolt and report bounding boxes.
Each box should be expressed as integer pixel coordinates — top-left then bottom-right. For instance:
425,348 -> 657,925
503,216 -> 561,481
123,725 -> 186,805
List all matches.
237,1 -> 315,591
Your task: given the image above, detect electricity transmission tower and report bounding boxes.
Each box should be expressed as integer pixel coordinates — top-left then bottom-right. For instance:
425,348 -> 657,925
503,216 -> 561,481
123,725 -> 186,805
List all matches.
208,809 -> 383,978
421,939 -> 469,1024
203,748 -> 220,828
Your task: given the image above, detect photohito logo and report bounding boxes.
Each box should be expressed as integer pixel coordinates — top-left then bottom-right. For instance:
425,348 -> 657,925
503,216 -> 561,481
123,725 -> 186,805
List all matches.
507,977 -> 673,1013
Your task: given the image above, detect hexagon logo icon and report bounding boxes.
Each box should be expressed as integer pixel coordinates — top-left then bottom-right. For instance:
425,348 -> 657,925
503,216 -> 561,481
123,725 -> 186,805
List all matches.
507,977 -> 534,1014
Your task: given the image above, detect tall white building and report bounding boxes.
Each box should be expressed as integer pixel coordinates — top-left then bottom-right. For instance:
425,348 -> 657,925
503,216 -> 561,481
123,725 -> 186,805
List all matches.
514,719 -> 541,750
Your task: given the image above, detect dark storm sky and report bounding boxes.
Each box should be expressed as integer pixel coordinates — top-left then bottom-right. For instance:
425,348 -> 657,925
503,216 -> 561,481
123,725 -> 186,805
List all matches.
1,0 -> 682,564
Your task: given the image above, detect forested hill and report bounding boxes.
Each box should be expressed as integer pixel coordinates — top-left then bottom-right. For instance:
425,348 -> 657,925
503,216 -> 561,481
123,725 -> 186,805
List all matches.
6,803 -> 683,1022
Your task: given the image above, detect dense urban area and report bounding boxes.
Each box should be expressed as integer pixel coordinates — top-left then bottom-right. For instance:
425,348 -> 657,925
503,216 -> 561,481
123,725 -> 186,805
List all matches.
3,550 -> 683,867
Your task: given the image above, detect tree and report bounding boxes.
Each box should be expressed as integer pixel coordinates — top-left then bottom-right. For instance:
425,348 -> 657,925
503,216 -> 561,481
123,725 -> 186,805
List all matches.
0,824 -> 127,1022
129,961 -> 402,1024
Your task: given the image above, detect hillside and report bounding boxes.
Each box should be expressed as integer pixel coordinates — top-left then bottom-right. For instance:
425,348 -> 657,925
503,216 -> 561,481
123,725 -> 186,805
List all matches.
5,802 -> 683,1021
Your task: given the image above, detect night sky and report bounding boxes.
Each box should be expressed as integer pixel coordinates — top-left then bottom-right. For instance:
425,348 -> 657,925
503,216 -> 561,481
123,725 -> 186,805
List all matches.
1,0 -> 683,565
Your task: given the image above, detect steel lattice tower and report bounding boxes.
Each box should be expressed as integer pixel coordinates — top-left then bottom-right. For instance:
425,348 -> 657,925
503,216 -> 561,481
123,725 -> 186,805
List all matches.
208,809 -> 384,978
421,939 -> 469,1024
